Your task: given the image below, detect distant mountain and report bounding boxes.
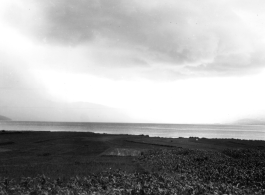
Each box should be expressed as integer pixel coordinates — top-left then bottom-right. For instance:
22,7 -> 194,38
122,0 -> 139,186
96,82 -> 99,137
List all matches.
0,115 -> 11,121
0,100 -> 132,122
234,118 -> 265,125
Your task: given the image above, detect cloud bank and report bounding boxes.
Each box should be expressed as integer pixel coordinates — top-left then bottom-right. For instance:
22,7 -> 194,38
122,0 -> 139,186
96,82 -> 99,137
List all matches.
3,0 -> 265,79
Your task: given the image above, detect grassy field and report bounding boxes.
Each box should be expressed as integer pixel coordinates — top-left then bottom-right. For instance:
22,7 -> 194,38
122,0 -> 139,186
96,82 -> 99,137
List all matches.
0,131 -> 265,194
0,130 -> 264,178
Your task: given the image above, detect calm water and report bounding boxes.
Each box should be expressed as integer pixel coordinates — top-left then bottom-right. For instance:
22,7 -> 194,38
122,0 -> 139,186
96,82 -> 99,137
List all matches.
0,121 -> 264,140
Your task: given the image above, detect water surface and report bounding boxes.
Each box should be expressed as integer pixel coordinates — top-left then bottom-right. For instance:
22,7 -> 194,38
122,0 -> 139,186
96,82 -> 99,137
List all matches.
0,121 -> 264,140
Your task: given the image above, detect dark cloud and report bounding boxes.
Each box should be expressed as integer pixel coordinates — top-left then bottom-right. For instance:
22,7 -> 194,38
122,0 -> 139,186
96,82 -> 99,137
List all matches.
5,1 -> 219,63
4,0 -> 265,78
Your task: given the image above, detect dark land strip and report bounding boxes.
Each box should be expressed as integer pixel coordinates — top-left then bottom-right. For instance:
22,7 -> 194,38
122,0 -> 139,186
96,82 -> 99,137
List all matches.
0,130 -> 265,194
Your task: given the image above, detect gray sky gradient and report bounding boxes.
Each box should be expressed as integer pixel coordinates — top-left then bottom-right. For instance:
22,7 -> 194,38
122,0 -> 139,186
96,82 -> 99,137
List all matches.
1,0 -> 265,123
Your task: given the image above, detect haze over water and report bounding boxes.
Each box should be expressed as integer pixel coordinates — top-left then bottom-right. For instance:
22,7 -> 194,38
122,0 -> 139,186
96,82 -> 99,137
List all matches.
1,121 -> 264,140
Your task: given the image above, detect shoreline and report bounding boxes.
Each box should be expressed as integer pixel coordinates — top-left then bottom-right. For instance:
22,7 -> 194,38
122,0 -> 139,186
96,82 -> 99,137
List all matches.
1,121 -> 265,141
1,129 -> 265,142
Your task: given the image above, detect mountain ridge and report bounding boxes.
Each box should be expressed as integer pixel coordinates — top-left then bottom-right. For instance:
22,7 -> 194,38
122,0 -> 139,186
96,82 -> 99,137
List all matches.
0,115 -> 11,121
234,118 -> 265,125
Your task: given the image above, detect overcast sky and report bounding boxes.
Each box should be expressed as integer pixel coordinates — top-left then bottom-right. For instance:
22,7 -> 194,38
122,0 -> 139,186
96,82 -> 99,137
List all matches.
1,0 -> 265,123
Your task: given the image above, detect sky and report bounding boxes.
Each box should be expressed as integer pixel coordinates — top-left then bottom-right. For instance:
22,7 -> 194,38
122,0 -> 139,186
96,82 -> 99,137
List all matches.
1,0 -> 265,124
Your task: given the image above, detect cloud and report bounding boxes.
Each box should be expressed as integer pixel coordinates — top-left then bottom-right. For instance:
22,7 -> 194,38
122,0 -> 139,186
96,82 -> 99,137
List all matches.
4,0 -> 265,123
2,0 -> 265,79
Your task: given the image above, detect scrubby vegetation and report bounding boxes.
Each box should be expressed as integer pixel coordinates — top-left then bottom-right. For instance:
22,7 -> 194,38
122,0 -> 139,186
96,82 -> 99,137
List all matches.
137,148 -> 265,194
1,148 -> 265,194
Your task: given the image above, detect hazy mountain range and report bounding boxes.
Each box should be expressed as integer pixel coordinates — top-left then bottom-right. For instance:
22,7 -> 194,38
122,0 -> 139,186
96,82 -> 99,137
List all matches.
1,111 -> 265,125
233,118 -> 265,125
0,101 -> 133,123
0,115 -> 11,121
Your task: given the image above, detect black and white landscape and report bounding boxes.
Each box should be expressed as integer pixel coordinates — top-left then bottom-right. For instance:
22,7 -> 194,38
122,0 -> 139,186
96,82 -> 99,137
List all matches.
0,1 -> 265,194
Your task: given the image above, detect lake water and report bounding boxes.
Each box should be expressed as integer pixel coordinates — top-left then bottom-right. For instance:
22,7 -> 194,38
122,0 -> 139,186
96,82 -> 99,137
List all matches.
0,121 -> 264,140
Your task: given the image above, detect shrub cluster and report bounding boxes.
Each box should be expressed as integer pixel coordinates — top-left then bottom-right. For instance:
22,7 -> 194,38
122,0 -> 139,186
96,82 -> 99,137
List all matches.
138,148 -> 265,194
0,148 -> 264,194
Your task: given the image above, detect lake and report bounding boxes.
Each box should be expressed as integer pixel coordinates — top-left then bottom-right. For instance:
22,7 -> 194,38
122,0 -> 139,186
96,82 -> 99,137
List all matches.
0,121 -> 264,140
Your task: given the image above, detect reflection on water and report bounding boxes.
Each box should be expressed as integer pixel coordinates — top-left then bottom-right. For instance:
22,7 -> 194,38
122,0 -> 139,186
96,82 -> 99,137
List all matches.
0,121 -> 264,140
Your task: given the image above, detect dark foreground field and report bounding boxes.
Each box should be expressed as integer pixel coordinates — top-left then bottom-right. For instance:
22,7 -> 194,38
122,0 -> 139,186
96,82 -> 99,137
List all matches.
0,130 -> 265,194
